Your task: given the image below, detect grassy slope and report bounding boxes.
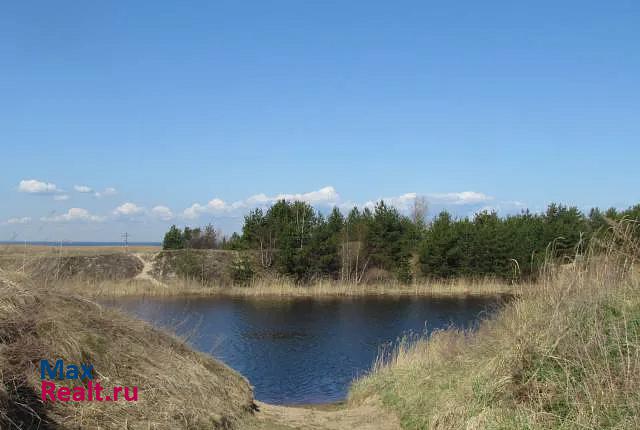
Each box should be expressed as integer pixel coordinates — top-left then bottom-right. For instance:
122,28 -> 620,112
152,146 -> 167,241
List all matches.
1,246 -> 516,298
350,239 -> 640,429
0,275 -> 253,430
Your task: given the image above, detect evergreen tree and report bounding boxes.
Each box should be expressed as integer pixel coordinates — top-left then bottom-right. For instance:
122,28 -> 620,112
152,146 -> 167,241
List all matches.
396,254 -> 413,284
305,208 -> 343,279
183,227 -> 193,246
366,201 -> 411,273
162,225 -> 184,250
542,204 -> 589,262
419,211 -> 459,278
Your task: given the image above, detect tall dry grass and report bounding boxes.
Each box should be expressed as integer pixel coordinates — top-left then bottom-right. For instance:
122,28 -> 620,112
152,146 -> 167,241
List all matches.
56,275 -> 517,299
350,220 -> 640,429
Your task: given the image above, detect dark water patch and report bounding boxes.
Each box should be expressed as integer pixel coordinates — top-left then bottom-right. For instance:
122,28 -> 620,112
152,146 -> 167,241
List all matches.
103,295 -> 505,404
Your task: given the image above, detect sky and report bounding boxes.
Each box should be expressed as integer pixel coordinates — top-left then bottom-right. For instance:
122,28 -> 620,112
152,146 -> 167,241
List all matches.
1,1 -> 639,242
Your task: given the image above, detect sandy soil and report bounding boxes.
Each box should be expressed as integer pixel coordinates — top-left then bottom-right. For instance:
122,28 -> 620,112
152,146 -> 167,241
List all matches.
132,252 -> 166,287
246,397 -> 400,430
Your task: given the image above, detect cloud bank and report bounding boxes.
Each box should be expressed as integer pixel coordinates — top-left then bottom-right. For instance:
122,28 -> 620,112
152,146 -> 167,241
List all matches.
74,185 -> 93,193
179,186 -> 496,221
9,181 -> 508,232
182,186 -> 341,219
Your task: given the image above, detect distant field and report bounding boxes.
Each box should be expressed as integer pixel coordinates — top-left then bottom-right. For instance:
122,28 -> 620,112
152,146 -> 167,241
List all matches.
0,244 -> 160,271
0,244 -> 160,256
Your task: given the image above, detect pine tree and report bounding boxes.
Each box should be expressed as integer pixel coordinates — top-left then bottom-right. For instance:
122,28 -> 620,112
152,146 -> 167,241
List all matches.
162,225 -> 184,250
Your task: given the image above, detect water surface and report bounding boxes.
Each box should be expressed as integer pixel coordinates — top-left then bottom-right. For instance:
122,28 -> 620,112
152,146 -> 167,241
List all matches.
106,295 -> 503,404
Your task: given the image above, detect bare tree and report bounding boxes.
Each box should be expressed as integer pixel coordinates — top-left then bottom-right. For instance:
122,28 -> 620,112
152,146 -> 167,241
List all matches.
411,196 -> 428,225
340,211 -> 370,284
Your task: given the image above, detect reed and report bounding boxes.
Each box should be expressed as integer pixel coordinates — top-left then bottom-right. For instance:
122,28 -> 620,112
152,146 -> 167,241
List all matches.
53,276 -> 518,299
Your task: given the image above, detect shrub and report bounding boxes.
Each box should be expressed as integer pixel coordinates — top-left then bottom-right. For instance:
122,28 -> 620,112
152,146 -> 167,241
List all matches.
230,255 -> 255,285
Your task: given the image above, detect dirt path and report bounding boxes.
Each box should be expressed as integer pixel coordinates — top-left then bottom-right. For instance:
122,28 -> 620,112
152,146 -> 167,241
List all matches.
132,253 -> 166,287
246,397 -> 400,430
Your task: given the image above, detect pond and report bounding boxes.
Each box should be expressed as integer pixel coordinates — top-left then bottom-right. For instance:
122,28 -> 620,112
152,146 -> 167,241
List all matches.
105,295 -> 505,404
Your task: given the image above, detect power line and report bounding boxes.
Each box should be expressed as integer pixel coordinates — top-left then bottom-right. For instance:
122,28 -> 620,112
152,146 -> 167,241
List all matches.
121,232 -> 130,253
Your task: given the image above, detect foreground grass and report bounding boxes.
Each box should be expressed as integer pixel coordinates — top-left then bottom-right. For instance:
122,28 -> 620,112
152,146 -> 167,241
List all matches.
0,274 -> 253,429
350,232 -> 640,429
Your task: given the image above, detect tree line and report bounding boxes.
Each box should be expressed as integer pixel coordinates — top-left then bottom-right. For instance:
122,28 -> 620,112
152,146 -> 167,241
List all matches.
162,223 -> 221,250
162,200 -> 640,283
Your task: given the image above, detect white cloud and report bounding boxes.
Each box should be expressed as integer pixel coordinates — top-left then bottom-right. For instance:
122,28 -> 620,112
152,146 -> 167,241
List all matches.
18,179 -> 59,194
41,208 -> 105,223
183,197 -> 241,219
245,193 -> 271,205
94,187 -> 117,198
345,191 -> 496,218
182,186 -> 340,220
5,217 -> 31,224
241,186 -> 340,207
269,186 -> 340,205
74,185 -> 93,193
182,203 -> 205,220
53,194 -> 70,201
206,198 -> 228,211
151,205 -> 174,221
426,191 -> 493,205
113,202 -> 144,217
182,199 -> 228,219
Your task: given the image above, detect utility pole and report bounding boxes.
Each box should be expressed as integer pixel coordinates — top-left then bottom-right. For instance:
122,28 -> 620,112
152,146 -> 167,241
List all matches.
121,232 -> 129,253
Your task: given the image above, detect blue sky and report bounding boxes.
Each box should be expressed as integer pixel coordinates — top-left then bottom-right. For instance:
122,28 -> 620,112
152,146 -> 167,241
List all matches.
1,1 -> 639,241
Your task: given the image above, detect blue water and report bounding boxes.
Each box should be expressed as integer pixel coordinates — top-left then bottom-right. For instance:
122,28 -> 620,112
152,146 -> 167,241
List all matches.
105,295 -> 504,405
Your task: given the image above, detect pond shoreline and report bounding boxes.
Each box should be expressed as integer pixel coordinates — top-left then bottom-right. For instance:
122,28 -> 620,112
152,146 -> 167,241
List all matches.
71,278 -> 522,299
102,293 -> 505,405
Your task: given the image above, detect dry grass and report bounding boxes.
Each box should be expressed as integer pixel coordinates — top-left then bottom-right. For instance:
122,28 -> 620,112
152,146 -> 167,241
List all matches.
53,276 -> 517,299
0,244 -> 159,261
350,222 -> 640,429
0,244 -> 155,278
0,274 -> 253,429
